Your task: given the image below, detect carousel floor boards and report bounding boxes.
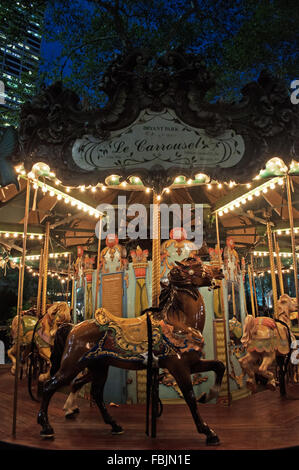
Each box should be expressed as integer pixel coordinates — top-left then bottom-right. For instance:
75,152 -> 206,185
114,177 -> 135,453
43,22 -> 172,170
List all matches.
1,366 -> 299,451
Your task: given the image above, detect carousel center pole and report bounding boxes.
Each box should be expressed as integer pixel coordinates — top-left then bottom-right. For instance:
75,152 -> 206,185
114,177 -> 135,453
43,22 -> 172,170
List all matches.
152,192 -> 161,308
12,178 -> 31,436
215,211 -> 231,406
286,174 -> 299,316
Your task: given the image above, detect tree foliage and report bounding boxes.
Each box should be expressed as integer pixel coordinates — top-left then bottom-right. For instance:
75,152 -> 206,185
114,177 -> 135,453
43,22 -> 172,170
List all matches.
1,0 -> 299,122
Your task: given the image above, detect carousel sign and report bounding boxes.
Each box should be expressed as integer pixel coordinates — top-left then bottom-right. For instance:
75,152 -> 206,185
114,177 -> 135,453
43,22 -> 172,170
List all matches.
5,49 -> 297,191
72,109 -> 245,172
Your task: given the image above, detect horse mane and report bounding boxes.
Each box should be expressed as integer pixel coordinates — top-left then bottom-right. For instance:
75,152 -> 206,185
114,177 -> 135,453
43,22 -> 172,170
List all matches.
142,260 -> 202,323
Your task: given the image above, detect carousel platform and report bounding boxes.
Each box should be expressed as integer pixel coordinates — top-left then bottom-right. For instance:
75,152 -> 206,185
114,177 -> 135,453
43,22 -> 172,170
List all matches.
1,365 -> 299,451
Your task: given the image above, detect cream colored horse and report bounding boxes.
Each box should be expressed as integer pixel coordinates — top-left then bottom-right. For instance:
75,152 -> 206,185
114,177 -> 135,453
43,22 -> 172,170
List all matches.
7,302 -> 71,382
239,294 -> 298,392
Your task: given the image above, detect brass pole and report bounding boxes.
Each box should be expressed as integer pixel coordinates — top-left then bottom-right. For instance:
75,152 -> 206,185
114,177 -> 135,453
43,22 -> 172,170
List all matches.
94,217 -> 102,311
65,253 -> 72,303
241,258 -> 248,316
286,174 -> 299,312
232,281 -> 236,317
247,264 -> 256,317
41,222 -> 50,316
273,232 -> 284,296
215,212 -> 231,406
12,178 -> 31,436
36,247 -> 44,317
152,193 -> 161,308
250,254 -> 259,315
266,221 -> 278,316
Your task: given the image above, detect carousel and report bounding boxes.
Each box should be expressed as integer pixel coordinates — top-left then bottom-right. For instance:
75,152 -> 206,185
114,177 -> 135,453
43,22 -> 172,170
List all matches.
1,50 -> 299,451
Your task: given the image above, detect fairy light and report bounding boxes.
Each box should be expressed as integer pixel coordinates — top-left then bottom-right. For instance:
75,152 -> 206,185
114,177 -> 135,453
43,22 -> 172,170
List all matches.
215,176 -> 282,215
20,176 -> 104,219
0,230 -> 44,239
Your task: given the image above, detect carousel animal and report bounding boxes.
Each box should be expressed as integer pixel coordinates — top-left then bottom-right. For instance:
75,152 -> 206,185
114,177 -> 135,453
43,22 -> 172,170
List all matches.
239,294 -> 298,395
38,258 -> 226,446
7,302 -> 71,383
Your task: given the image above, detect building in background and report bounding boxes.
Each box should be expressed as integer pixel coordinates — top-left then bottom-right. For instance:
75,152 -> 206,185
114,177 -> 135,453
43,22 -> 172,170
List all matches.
0,3 -> 44,126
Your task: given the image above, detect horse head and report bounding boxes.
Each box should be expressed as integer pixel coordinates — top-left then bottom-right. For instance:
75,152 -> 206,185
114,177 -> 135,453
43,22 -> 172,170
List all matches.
45,302 -> 71,338
277,294 -> 298,321
173,258 -> 223,288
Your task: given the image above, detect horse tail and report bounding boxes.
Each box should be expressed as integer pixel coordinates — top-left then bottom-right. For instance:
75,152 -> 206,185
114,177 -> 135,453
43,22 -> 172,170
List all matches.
241,315 -> 256,348
50,323 -> 73,376
28,318 -> 42,402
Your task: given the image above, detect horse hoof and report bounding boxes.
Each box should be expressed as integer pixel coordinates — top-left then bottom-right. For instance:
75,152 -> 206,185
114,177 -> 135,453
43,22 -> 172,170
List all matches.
246,381 -> 257,393
65,411 -> 77,419
197,393 -> 207,403
206,434 -> 220,446
65,408 -> 80,419
266,381 -> 276,392
40,427 -> 55,439
40,432 -> 55,440
112,426 -> 124,435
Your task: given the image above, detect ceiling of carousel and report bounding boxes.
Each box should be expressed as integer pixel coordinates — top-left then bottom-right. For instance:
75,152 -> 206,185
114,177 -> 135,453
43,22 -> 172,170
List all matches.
0,171 -> 298,263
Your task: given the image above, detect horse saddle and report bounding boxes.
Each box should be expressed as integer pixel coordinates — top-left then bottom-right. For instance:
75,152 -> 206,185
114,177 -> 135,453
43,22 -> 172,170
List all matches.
249,317 -> 290,355
94,308 -> 158,345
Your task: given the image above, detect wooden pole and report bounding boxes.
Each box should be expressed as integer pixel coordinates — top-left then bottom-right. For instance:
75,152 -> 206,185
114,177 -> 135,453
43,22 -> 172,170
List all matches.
273,232 -> 284,296
266,221 -> 278,316
286,174 -> 299,313
41,222 -> 50,317
12,178 -> 30,436
94,217 -> 102,311
215,211 -> 231,406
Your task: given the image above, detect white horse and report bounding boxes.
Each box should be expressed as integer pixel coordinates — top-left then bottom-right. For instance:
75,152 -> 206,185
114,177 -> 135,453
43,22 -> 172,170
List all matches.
239,294 -> 298,393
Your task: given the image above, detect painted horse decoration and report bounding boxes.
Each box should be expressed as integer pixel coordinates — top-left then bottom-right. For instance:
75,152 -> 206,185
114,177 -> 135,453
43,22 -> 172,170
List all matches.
7,302 -> 71,383
38,257 -> 225,446
239,294 -> 298,395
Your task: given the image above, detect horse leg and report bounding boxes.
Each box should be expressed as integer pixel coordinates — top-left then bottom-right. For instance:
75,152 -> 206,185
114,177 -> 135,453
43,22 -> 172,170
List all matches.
38,347 -> 52,383
7,343 -> 17,375
194,359 -> 225,403
166,362 -> 220,445
276,354 -> 287,396
90,366 -> 124,435
38,369 -> 79,438
63,371 -> 92,418
258,352 -> 276,390
239,352 -> 259,393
